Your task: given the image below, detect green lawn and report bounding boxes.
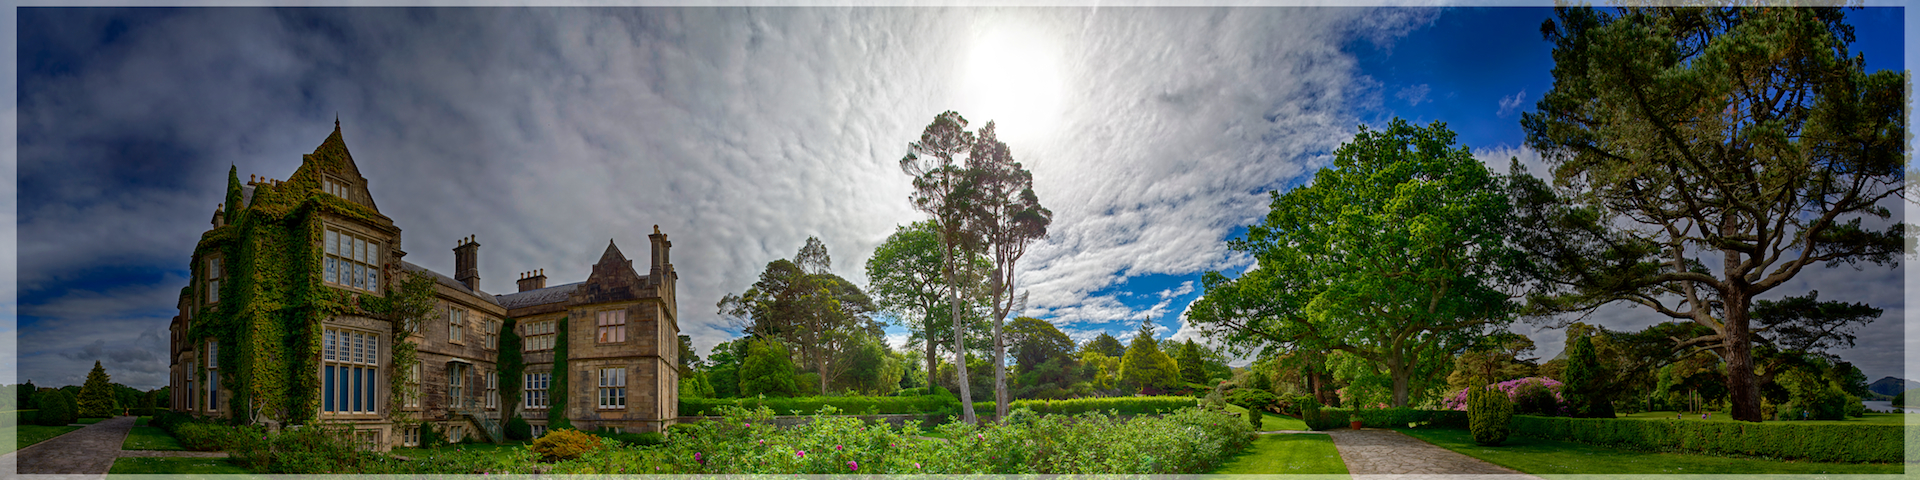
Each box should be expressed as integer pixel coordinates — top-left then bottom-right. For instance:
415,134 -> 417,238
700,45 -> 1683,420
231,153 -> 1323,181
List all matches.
134,416 -> 150,427
1222,404 -> 1311,431
7,425 -> 82,454
1619,410 -> 1919,425
123,425 -> 186,450
1209,433 -> 1349,475
1397,427 -> 1903,475
108,457 -> 253,475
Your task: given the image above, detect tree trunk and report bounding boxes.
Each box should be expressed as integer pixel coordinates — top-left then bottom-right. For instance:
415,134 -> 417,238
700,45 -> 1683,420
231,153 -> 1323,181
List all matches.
993,315 -> 1007,423
925,332 -> 938,392
1388,359 -> 1411,408
946,246 -> 976,425
1723,287 -> 1762,422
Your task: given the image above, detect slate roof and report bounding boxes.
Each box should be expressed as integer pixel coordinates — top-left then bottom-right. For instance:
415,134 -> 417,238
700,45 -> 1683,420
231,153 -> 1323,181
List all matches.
398,261 -> 501,306
495,282 -> 582,309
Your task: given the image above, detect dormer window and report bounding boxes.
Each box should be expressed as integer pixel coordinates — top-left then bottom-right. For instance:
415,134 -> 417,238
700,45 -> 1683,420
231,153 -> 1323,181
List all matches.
323,178 -> 350,199
324,227 -> 380,292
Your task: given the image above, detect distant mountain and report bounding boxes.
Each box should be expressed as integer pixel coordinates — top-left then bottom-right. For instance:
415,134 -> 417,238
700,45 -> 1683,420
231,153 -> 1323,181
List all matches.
1867,377 -> 1919,397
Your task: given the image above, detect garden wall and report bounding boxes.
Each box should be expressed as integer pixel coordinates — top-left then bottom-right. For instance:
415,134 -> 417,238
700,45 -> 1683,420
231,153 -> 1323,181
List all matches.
1510,415 -> 1907,463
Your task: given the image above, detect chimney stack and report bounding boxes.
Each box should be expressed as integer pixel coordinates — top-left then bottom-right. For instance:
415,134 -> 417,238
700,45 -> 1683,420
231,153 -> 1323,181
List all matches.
648,225 -> 671,279
454,235 -> 481,291
517,269 -> 547,292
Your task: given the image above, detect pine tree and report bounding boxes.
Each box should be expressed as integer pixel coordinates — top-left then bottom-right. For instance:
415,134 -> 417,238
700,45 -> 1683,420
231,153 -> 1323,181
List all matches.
1468,379 -> 1512,446
1119,322 -> 1179,394
1178,340 -> 1208,385
1561,334 -> 1612,418
77,361 -> 118,418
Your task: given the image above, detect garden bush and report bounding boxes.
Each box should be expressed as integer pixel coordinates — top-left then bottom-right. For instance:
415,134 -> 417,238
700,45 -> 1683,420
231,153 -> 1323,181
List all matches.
505,416 -> 533,441
174,422 -> 233,451
254,425 -> 363,473
32,390 -> 77,426
1227,388 -> 1279,413
1510,415 -> 1903,463
529,429 -> 606,462
1351,407 -> 1469,429
975,396 -> 1200,416
593,429 -> 666,447
1468,384 -> 1513,446
10,409 -> 38,427
151,410 -> 192,433
1301,405 -> 1349,431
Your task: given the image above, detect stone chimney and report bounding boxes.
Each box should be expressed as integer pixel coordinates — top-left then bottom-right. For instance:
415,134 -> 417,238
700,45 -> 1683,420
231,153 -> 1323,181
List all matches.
517,269 -> 547,292
454,235 -> 480,291
648,225 -> 671,278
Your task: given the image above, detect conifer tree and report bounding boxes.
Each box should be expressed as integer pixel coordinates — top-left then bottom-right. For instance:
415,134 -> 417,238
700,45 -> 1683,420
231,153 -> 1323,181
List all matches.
77,361 -> 118,417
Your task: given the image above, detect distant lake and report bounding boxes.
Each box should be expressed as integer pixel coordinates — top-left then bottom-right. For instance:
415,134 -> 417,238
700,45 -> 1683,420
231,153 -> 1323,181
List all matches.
1861,400 -> 1917,413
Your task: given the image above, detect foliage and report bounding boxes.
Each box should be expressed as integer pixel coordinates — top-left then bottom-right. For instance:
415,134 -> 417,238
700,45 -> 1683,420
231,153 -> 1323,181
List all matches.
528,429 -> 606,462
1445,332 -> 1538,392
1469,382 -> 1514,446
1399,427 -> 1902,475
720,239 -> 883,395
1349,407 -> 1469,429
32,389 -> 77,426
739,338 -> 800,397
961,120 -> 1055,423
1078,351 -> 1120,390
1190,118 -> 1518,408
1176,340 -> 1208,385
1890,388 -> 1917,407
496,317 -> 522,439
173,421 -> 254,452
900,110 -> 989,424
1515,6 -> 1905,422
838,332 -> 907,395
504,416 -> 532,441
1083,333 -> 1125,358
1560,334 -> 1612,418
1446,377 -> 1565,416
77,361 -> 118,418
1510,415 -> 1903,463
418,421 -> 445,448
1300,404 -> 1349,431
1119,322 -> 1180,394
866,220 -> 993,397
1228,388 -> 1280,414
548,316 -> 572,431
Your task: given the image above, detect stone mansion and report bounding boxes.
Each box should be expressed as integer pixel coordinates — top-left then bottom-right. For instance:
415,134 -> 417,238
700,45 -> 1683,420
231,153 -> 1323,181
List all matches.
167,122 -> 681,449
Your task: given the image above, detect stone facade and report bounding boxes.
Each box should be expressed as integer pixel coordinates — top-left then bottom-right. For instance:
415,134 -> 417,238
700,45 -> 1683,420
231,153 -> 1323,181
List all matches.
166,122 -> 680,450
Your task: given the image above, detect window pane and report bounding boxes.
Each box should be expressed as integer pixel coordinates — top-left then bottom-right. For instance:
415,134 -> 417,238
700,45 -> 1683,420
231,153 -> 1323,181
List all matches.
327,230 -> 338,255
353,367 -> 363,412
354,238 -> 366,263
367,242 -> 378,265
369,264 -> 379,291
325,366 -> 335,412
353,263 -> 366,289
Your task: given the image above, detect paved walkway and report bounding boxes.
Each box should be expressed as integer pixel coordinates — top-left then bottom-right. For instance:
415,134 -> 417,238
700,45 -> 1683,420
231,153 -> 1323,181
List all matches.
1324,428 -> 1543,479
4,416 -> 229,476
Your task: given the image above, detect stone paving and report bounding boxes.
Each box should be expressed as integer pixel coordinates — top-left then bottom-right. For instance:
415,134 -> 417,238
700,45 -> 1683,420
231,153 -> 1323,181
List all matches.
1325,428 -> 1544,479
4,415 -> 230,477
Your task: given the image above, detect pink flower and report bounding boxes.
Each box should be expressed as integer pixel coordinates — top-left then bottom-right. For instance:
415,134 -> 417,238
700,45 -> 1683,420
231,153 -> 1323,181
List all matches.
848,460 -> 859,471
744,422 -> 751,428
694,452 -> 703,464
915,462 -> 922,469
796,450 -> 806,458
835,445 -> 843,451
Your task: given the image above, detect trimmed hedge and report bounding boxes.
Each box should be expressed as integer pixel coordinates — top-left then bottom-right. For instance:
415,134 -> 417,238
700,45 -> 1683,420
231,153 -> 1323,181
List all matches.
1302,407 -> 1466,430
975,396 -> 1200,416
1510,415 -> 1903,463
7,410 -> 38,427
681,394 -> 959,416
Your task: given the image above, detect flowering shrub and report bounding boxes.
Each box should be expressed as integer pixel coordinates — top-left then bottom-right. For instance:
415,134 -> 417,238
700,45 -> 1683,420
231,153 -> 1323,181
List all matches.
547,404 -> 1252,474
1445,377 -> 1565,415
528,429 -> 606,462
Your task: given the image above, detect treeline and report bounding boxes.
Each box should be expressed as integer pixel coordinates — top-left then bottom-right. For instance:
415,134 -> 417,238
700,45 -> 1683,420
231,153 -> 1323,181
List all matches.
6,361 -> 173,423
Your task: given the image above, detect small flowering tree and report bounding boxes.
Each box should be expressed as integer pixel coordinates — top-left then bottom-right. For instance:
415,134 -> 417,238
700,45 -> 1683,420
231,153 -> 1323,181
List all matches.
1445,377 -> 1565,416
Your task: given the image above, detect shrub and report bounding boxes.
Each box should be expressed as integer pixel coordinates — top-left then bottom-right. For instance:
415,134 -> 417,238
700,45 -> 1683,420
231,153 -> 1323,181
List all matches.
10,409 -> 38,427
1227,388 -> 1279,413
419,422 -> 445,448
593,428 -> 666,447
529,429 -> 605,462
151,410 -> 192,433
1511,415 -> 1902,463
1350,408 -> 1469,429
1468,383 -> 1513,446
1245,406 -> 1262,429
259,425 -> 363,473
1301,405 -> 1350,431
979,396 -> 1198,416
32,390 -> 77,426
505,417 -> 533,441
175,422 -> 232,451
683,394 -> 959,416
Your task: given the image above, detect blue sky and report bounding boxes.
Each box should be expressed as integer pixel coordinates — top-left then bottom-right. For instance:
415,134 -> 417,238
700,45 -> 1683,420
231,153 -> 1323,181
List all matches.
6,6 -> 1908,389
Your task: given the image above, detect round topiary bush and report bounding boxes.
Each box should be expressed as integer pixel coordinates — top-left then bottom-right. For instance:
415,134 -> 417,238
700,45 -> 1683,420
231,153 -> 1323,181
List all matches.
1468,382 -> 1512,446
528,429 -> 605,462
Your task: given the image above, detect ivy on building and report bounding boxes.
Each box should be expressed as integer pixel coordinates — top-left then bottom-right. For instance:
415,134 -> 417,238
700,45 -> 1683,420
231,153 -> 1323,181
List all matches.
548,316 -> 573,431
498,318 -> 524,432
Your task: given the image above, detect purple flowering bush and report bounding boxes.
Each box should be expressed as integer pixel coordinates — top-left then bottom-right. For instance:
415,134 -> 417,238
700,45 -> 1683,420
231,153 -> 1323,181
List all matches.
1444,377 -> 1566,416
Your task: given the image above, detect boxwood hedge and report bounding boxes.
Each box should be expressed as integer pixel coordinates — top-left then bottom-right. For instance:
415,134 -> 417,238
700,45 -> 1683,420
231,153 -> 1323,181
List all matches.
1510,415 -> 1904,463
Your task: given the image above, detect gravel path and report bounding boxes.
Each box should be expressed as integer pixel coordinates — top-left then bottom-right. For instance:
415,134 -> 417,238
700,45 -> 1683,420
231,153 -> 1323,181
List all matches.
1327,428 -> 1544,479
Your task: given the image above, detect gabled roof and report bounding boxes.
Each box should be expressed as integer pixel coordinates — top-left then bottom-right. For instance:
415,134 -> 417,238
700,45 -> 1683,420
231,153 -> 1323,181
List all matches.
398,261 -> 500,306
495,282 -> 582,310
597,239 -> 628,266
299,120 -> 381,213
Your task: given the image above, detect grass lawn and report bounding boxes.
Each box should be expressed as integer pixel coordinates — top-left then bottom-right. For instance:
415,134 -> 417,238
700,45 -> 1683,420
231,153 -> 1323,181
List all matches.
77,417 -> 109,424
122,426 -> 186,450
6,425 -> 82,454
1397,427 -> 1903,475
389,440 -> 531,458
108,457 -> 253,475
134,416 -> 150,427
1222,403 -> 1311,431
1619,410 -> 1919,425
1209,433 -> 1348,475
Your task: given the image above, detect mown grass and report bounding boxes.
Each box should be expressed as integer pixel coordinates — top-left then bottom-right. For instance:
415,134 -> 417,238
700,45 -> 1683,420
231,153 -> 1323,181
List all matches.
107,457 -> 253,475
1398,427 -> 1903,475
1222,403 -> 1311,431
122,425 -> 186,451
134,416 -> 151,427
6,425 -> 82,454
1208,433 -> 1348,475
1618,410 -> 1918,425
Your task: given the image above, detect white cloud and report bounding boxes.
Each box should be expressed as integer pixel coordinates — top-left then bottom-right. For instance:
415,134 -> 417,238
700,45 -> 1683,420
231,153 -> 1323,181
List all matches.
1396,83 -> 1430,106
1497,88 -> 1528,117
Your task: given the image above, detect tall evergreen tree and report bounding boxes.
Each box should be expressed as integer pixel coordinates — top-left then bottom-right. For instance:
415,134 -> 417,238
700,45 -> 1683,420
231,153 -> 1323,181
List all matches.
1178,340 -> 1209,385
1084,333 -> 1126,358
1119,322 -> 1180,394
77,361 -> 118,417
1560,334 -> 1612,418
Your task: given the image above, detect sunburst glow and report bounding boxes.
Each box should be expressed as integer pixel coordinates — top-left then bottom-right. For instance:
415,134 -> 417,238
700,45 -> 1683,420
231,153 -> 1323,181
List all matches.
959,27 -> 1064,147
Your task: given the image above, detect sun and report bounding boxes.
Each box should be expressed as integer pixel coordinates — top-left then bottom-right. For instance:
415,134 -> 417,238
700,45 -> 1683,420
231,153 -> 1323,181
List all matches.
959,27 -> 1065,148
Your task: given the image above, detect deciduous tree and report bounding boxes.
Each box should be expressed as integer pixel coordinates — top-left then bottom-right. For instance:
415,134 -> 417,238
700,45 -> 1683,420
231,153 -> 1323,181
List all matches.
901,111 -> 984,424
